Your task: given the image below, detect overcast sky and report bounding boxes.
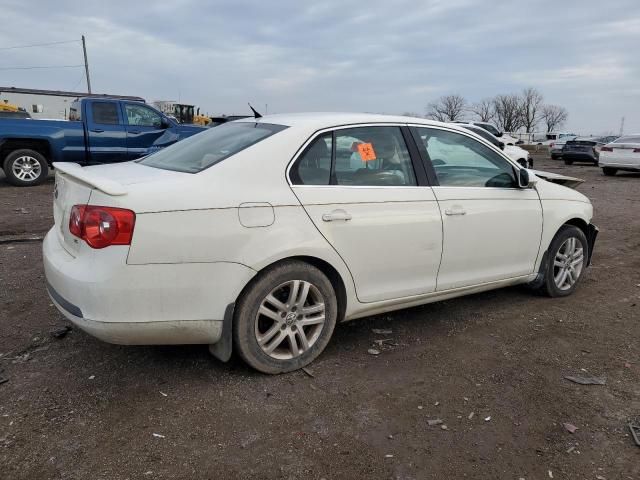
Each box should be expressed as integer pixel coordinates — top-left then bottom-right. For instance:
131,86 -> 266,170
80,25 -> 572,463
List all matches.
2,0 -> 639,134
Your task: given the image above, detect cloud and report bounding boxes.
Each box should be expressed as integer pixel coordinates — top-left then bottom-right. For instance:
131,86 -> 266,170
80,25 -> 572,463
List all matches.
0,0 -> 638,133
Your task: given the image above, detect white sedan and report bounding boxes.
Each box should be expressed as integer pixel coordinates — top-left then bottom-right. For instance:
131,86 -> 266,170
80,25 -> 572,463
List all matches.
44,113 -> 598,373
599,134 -> 640,175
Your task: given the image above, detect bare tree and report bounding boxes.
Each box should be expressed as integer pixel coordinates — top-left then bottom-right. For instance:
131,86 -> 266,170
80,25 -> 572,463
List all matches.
520,87 -> 544,133
541,105 -> 568,133
426,94 -> 466,122
493,94 -> 523,133
469,98 -> 495,123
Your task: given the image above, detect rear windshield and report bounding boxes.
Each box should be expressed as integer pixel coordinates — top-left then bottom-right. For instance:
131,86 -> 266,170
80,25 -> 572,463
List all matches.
139,122 -> 288,173
614,135 -> 640,144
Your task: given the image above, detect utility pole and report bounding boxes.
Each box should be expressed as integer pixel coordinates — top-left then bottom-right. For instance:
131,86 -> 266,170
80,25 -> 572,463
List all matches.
81,35 -> 92,94
619,116 -> 625,136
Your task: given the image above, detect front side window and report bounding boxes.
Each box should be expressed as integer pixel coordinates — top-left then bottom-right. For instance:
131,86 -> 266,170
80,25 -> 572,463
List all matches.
92,102 -> 119,125
291,126 -> 416,187
140,122 -> 287,173
413,127 -> 516,188
125,104 -> 162,127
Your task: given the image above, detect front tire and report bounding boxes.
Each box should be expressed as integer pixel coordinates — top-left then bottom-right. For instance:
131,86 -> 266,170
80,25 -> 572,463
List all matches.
602,167 -> 617,176
538,225 -> 588,297
233,261 -> 338,374
3,149 -> 49,186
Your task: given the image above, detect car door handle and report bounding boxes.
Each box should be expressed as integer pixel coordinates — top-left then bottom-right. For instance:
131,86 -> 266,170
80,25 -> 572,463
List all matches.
129,130 -> 141,134
444,207 -> 467,216
90,128 -> 104,133
322,209 -> 352,222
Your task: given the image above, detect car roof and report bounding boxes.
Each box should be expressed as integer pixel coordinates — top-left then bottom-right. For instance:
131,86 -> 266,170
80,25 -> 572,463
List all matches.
235,112 -> 456,131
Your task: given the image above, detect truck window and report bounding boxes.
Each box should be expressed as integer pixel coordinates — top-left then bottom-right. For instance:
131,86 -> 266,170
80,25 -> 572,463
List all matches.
92,102 -> 120,125
125,104 -> 162,127
69,101 -> 81,121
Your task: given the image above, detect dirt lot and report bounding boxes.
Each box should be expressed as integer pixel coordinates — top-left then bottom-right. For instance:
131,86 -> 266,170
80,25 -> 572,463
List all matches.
1,155 -> 639,479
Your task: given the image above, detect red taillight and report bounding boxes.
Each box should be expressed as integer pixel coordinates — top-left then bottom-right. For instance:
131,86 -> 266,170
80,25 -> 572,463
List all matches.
634,148 -> 640,153
601,146 -> 613,152
69,205 -> 135,249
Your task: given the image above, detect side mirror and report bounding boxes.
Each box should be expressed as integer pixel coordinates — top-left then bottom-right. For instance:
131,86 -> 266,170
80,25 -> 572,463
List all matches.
496,132 -> 504,138
160,117 -> 171,128
518,168 -> 537,188
499,141 -> 505,150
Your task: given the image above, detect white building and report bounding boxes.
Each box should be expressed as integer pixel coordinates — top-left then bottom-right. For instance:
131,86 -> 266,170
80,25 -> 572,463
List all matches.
0,87 -> 144,120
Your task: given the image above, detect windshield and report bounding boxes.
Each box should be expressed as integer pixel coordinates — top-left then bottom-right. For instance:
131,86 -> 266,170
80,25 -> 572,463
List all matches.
139,122 -> 288,173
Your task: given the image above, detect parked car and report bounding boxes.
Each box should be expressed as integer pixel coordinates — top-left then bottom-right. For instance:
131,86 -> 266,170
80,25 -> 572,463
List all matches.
562,137 -> 609,165
549,135 -> 577,160
454,123 -> 533,167
44,113 -> 597,374
452,121 -> 518,145
599,134 -> 640,176
0,97 -> 205,186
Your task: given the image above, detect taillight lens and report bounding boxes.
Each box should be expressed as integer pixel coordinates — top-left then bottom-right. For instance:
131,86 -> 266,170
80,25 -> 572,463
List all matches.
633,148 -> 640,153
69,205 -> 135,249
601,146 -> 613,152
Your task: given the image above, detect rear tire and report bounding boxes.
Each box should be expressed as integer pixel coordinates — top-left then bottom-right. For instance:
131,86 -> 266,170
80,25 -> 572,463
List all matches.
564,159 -> 573,165
602,167 -> 617,176
233,260 -> 338,374
3,149 -> 49,186
537,225 -> 588,298
551,154 -> 560,160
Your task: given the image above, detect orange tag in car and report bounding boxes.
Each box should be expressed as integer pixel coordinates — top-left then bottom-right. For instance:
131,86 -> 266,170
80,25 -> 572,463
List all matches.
357,143 -> 377,161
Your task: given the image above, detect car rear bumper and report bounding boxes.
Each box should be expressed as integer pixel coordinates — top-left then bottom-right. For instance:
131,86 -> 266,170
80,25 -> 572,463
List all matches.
598,159 -> 640,171
42,228 -> 256,345
563,152 -> 597,162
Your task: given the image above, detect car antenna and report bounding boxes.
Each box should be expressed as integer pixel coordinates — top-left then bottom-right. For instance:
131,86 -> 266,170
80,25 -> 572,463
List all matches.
248,103 -> 263,119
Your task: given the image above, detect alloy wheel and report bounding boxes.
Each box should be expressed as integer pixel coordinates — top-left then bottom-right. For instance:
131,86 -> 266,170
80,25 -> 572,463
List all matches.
553,237 -> 584,291
254,280 -> 326,360
11,156 -> 42,182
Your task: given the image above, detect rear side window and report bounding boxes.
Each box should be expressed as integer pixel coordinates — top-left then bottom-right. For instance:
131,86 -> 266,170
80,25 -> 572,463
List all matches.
140,122 -> 287,173
291,126 -> 417,187
92,102 -> 119,125
289,133 -> 332,185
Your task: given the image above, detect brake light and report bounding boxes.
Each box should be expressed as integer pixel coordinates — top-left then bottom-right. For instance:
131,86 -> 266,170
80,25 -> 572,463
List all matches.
550,142 -> 554,148
601,146 -> 613,152
634,148 -> 640,153
69,205 -> 135,249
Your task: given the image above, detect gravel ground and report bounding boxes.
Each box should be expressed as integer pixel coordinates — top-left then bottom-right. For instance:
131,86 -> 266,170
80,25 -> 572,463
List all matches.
0,155 -> 639,479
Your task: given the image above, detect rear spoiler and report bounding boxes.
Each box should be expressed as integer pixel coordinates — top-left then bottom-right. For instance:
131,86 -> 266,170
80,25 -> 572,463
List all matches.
52,162 -> 127,196
530,169 -> 584,189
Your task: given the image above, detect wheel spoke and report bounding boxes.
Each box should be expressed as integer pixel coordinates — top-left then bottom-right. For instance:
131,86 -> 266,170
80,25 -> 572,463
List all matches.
296,328 -> 310,351
264,294 -> 286,312
555,268 -> 568,287
258,305 -> 282,322
302,303 -> 324,316
263,330 -> 287,354
287,280 -> 300,307
570,256 -> 583,267
257,323 -> 281,346
299,315 -> 325,327
296,281 -> 310,308
288,330 -> 299,355
554,259 -> 565,268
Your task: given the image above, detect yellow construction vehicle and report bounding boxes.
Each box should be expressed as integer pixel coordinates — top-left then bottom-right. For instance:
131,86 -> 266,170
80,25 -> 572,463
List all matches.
0,99 -> 21,112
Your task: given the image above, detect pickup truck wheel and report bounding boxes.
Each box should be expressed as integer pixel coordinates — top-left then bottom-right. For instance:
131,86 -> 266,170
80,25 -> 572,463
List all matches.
3,149 -> 49,186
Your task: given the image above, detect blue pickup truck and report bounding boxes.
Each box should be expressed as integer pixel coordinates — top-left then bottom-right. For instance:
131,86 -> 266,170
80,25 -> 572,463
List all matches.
0,97 -> 205,186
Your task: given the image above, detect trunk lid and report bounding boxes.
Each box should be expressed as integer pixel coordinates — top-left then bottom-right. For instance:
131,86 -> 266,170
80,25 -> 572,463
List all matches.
53,171 -> 93,256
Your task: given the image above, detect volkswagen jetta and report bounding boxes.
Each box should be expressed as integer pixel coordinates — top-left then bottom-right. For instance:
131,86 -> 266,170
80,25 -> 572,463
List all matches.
44,113 -> 597,373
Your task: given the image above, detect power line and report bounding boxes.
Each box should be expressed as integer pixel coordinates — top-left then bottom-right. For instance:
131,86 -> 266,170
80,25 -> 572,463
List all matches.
0,64 -> 85,71
0,39 -> 79,51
